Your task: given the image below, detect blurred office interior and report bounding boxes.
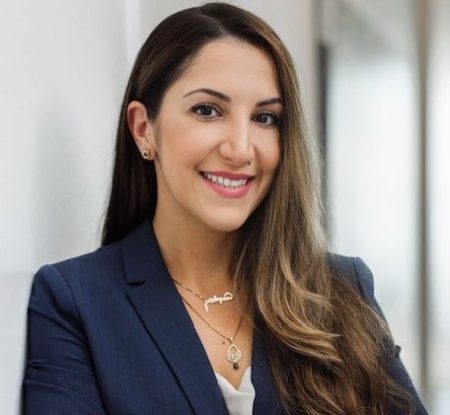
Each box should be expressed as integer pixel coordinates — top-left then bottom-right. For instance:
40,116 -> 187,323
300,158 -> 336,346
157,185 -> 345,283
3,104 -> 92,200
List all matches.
317,1 -> 449,413
0,1 -> 448,414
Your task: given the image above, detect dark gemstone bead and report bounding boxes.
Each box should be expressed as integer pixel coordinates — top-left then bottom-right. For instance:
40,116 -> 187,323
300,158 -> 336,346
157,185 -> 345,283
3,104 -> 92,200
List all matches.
233,363 -> 239,369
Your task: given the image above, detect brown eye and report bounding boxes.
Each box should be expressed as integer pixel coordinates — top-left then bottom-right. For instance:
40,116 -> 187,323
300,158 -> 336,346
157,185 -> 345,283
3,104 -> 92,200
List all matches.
192,104 -> 221,118
256,112 -> 280,127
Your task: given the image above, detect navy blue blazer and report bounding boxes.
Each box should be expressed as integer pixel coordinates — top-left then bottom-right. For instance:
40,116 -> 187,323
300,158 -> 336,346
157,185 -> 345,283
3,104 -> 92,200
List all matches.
23,217 -> 428,414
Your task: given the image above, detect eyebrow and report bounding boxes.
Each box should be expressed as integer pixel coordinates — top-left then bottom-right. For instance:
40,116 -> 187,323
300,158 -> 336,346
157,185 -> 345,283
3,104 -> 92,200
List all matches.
182,88 -> 283,107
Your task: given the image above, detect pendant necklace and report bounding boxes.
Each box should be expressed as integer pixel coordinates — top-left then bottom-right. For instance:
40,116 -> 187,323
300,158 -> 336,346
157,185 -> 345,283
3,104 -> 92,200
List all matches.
171,277 -> 234,312
179,293 -> 244,370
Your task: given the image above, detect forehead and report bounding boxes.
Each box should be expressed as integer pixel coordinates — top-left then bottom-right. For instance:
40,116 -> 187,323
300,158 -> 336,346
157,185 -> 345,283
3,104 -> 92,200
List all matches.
171,37 -> 281,98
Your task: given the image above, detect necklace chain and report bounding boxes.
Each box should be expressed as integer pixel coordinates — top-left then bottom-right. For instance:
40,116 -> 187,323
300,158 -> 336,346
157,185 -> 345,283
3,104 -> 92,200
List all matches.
171,277 -> 209,301
179,293 -> 244,370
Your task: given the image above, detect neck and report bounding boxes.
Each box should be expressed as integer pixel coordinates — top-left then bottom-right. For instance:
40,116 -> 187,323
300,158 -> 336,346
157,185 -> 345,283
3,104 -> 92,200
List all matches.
152,211 -> 238,294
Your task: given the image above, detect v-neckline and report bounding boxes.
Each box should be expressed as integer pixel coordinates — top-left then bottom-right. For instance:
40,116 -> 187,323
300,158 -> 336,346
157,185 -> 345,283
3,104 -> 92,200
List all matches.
122,216 -> 283,414
215,365 -> 252,392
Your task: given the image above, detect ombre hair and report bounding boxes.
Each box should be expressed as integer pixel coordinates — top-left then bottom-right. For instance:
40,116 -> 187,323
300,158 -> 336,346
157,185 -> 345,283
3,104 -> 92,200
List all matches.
102,3 -> 414,414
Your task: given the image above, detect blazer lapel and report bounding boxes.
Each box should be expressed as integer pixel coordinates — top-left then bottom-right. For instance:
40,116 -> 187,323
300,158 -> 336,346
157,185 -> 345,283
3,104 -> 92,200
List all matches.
251,318 -> 284,414
121,217 -> 229,415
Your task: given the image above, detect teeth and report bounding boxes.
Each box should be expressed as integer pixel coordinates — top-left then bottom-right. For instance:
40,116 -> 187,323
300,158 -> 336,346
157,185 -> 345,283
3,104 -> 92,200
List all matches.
202,172 -> 249,189
206,173 -> 218,183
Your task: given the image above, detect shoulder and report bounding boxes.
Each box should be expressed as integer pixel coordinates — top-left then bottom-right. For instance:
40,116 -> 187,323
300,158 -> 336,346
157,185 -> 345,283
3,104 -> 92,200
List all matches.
326,253 -> 429,413
52,241 -> 122,278
31,241 -> 124,302
326,252 -> 377,304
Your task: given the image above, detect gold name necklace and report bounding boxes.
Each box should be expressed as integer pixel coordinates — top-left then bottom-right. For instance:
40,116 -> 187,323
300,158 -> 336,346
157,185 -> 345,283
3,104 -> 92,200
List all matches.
171,277 -> 234,312
179,293 -> 244,370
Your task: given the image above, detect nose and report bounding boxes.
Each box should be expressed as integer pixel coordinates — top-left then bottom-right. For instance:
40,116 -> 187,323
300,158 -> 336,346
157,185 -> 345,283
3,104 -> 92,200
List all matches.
218,117 -> 255,167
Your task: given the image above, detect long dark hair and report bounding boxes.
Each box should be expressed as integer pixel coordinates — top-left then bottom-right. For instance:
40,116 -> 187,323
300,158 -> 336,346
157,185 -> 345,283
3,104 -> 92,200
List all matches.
102,3 -> 414,414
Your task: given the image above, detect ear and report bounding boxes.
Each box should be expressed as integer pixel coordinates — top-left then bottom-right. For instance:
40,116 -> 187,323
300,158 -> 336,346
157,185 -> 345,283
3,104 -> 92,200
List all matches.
126,100 -> 157,155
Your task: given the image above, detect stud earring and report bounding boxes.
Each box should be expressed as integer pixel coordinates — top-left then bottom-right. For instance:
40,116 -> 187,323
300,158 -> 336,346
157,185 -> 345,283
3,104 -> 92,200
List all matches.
142,148 -> 154,160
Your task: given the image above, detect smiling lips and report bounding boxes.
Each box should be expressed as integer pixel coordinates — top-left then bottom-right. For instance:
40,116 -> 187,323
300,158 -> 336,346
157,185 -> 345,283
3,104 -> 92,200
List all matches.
200,171 -> 255,198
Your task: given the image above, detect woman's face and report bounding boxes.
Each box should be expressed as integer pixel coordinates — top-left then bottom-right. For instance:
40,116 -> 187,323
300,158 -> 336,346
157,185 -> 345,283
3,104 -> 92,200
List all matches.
151,37 -> 281,233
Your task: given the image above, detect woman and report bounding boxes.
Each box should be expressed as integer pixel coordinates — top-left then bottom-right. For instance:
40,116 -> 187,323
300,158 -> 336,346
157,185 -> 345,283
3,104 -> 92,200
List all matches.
23,3 -> 428,414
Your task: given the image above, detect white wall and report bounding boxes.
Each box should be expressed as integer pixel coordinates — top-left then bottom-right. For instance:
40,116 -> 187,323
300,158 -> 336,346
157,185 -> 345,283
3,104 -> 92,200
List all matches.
429,0 -> 450,412
0,2 -> 130,412
0,2 -> 316,414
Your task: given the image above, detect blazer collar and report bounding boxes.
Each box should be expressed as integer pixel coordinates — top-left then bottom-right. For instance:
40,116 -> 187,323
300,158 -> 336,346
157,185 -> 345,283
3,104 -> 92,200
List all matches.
120,216 -> 282,414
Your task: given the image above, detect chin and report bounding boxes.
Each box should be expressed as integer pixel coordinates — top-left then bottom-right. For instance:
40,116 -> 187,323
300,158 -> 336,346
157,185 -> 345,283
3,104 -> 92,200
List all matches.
201,213 -> 249,234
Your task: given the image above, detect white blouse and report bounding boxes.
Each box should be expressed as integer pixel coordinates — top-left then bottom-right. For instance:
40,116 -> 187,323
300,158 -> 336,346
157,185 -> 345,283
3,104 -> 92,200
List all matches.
214,366 -> 256,415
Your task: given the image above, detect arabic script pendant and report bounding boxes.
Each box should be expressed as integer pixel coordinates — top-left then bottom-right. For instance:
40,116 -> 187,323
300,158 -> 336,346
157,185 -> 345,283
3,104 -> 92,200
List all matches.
203,291 -> 234,312
226,343 -> 242,370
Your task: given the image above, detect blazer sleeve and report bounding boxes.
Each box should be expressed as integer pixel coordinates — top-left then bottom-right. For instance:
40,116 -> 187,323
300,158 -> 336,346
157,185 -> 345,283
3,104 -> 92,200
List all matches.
22,264 -> 107,414
352,257 -> 428,415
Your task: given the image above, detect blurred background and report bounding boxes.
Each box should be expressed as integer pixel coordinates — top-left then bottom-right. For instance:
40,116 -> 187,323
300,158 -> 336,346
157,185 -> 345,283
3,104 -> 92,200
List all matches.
0,0 -> 448,414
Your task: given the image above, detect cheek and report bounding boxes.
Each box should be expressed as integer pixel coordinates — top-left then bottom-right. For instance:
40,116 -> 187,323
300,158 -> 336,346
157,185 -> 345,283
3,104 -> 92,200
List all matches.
157,122 -> 194,163
260,139 -> 280,176
159,136 -> 211,182
271,143 -> 281,170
